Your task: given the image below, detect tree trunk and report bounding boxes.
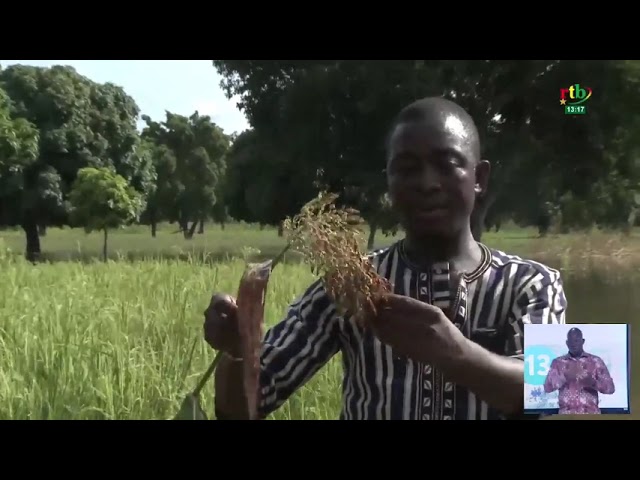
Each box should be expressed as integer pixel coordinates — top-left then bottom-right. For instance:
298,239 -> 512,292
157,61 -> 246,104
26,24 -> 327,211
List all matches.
179,215 -> 189,238
22,216 -> 41,263
38,224 -> 47,237
259,224 -> 265,231
184,220 -> 198,240
103,228 -> 108,262
220,220 -> 226,230
367,221 -> 378,250
151,221 -> 157,238
471,193 -> 496,243
277,221 -> 284,237
198,219 -> 204,234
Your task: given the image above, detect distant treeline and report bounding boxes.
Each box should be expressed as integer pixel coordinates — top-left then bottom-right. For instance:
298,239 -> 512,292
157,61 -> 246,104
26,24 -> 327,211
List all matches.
2,60 -> 640,260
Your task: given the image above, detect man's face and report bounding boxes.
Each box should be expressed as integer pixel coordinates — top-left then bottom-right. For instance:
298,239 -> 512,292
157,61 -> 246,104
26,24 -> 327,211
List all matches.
386,116 -> 489,238
566,333 -> 585,355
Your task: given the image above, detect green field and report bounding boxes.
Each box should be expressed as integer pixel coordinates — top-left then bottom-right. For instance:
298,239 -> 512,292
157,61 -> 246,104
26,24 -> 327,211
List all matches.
1,223 -> 639,420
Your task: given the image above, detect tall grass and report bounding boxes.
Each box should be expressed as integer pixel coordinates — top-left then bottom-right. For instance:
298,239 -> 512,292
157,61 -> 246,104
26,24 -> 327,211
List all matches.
0,249 -> 342,420
2,225 -> 640,419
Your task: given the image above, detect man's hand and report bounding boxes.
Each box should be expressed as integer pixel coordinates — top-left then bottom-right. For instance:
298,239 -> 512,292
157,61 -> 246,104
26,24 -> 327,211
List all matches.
563,361 -> 583,383
203,293 -> 242,358
580,371 -> 598,394
367,293 -> 467,367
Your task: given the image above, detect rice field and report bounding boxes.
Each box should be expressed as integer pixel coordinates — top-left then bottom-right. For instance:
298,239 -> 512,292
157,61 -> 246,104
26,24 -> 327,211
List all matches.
1,223 -> 640,420
0,249 -> 345,419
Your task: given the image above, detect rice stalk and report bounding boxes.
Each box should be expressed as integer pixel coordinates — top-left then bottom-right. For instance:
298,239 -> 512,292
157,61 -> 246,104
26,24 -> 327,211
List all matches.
282,192 -> 392,325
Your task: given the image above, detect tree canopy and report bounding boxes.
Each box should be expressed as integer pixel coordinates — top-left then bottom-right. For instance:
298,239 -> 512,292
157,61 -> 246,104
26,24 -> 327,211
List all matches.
0,64 -> 155,259
213,60 -> 640,242
69,166 -> 145,261
140,111 -> 230,238
2,60 -> 640,261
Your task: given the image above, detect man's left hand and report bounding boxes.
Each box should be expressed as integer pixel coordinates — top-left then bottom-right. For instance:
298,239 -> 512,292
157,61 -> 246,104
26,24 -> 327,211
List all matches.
366,293 -> 467,367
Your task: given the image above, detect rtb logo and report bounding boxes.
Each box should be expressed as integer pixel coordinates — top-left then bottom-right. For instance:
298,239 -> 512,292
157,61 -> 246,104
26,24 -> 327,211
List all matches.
560,83 -> 592,115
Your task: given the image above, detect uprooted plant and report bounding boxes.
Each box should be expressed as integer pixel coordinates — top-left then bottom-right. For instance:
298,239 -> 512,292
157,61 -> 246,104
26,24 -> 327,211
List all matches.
176,192 -> 393,420
282,192 -> 392,325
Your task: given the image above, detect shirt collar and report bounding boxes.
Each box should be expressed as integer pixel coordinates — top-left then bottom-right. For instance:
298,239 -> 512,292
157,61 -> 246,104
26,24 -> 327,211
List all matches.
562,351 -> 591,359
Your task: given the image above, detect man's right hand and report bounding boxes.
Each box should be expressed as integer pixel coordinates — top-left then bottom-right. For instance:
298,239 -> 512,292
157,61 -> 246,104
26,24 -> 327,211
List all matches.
563,362 -> 583,383
203,293 -> 242,358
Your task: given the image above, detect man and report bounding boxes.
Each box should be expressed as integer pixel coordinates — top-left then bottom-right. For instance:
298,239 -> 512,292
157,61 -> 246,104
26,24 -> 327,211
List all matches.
543,327 -> 614,414
204,96 -> 567,420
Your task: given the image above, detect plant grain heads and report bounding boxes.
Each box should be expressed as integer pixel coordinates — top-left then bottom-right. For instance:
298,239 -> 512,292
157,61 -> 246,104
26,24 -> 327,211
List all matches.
282,191 -> 391,326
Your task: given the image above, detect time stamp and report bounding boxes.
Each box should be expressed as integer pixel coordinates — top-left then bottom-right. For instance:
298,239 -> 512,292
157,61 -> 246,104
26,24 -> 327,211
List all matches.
565,105 -> 586,115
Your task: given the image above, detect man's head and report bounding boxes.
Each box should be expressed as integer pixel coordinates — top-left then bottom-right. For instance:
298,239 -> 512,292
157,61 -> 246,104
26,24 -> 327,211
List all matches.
566,328 -> 585,356
385,97 -> 490,239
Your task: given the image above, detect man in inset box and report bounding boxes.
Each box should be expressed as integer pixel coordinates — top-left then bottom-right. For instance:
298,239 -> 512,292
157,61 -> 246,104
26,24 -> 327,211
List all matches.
543,327 -> 615,414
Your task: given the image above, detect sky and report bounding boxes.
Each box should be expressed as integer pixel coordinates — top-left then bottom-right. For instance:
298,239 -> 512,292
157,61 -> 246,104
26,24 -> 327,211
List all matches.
0,60 -> 250,135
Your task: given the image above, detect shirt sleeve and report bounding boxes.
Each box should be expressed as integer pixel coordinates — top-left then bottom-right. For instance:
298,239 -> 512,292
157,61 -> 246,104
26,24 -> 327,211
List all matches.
505,265 -> 568,360
594,356 -> 615,394
258,279 -> 341,418
543,358 -> 566,393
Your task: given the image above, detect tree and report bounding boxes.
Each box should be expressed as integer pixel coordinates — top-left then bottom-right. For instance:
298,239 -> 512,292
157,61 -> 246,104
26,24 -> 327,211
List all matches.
69,167 -> 145,261
213,60 -> 640,241
209,159 -> 230,230
213,61 -> 466,242
222,128 -> 320,234
141,111 -> 230,239
138,140 -> 179,237
0,86 -> 40,246
0,64 -> 155,260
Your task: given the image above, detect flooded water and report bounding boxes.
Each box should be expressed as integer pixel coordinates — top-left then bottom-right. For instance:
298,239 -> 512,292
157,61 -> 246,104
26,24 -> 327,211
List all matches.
549,269 -> 640,420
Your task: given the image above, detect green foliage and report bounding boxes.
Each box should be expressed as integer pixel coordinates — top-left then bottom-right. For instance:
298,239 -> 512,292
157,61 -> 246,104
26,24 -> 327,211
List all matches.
140,111 -> 229,232
0,87 -> 40,218
5,59 -> 640,257
2,225 -> 640,419
69,167 -> 145,233
223,129 -> 318,226
213,60 -> 640,237
0,87 -> 39,170
0,64 -> 155,257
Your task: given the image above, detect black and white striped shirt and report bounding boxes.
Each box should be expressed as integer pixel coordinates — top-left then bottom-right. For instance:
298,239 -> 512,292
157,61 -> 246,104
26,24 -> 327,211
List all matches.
258,240 -> 567,420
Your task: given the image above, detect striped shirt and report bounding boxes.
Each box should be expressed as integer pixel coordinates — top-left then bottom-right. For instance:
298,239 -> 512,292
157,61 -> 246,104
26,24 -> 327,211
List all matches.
258,240 -> 567,420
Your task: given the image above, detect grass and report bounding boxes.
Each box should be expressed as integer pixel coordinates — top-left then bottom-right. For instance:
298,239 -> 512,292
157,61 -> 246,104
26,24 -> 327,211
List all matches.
4,222 -> 640,270
0,251 -> 342,419
1,222 -> 640,419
